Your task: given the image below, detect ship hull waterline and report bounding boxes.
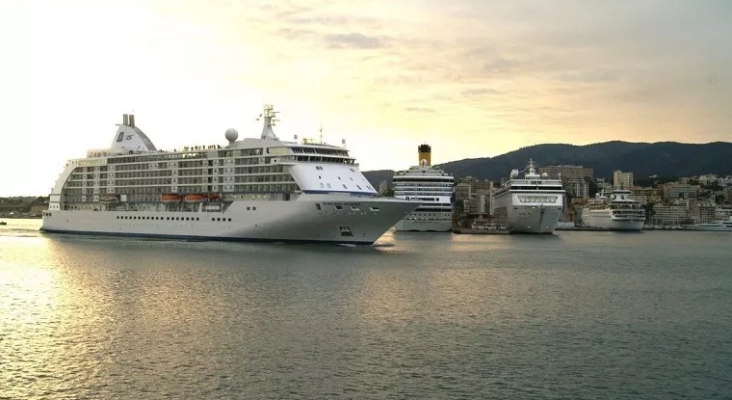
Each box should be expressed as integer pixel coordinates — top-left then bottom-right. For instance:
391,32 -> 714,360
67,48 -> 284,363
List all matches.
582,217 -> 645,232
394,215 -> 452,232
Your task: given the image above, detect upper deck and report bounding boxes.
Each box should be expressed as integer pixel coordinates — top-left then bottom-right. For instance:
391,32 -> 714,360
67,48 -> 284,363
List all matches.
494,160 -> 564,196
393,163 -> 454,182
52,105 -> 377,208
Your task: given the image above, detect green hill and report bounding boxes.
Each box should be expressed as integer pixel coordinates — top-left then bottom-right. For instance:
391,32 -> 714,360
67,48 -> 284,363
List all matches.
363,141 -> 732,187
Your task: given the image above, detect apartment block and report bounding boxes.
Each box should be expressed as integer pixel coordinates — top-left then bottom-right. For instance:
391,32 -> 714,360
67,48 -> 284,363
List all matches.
539,165 -> 593,180
613,170 -> 634,189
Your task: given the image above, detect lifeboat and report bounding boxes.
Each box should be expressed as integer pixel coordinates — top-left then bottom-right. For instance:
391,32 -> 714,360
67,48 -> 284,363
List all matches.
100,194 -> 120,203
160,193 -> 180,202
207,193 -> 221,201
184,194 -> 207,202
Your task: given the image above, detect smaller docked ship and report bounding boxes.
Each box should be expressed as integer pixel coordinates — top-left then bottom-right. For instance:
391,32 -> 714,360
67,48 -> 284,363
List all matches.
392,145 -> 454,232
685,216 -> 732,232
581,186 -> 645,231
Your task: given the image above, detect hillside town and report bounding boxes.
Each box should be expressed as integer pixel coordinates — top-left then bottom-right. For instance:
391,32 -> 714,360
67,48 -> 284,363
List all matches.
0,197 -> 49,219
378,166 -> 732,229
4,165 -> 732,231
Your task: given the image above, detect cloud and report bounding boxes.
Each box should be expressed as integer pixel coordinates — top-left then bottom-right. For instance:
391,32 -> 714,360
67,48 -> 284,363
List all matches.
461,87 -> 503,97
323,32 -> 386,49
405,107 -> 435,113
482,58 -> 522,74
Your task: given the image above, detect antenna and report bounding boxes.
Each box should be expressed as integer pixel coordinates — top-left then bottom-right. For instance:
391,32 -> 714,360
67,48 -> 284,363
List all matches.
319,121 -> 323,144
257,104 -> 279,140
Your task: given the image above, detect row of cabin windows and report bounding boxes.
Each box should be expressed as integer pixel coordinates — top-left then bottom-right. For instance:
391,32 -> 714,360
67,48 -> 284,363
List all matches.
296,156 -> 355,164
292,147 -> 349,156
76,166 -> 109,173
117,215 -> 202,221
315,204 -> 380,212
108,152 -> 208,165
115,215 -> 244,222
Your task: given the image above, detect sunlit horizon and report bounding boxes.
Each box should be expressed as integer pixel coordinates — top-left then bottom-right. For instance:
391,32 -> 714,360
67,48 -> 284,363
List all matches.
2,0 -> 731,196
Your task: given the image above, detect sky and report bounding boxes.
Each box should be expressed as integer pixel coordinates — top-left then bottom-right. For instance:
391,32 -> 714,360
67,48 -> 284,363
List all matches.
1,0 -> 731,196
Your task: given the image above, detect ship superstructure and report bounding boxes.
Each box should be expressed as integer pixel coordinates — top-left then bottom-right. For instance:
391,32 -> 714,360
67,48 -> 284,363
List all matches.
490,160 -> 565,234
580,186 -> 645,231
40,105 -> 419,244
392,145 -> 454,232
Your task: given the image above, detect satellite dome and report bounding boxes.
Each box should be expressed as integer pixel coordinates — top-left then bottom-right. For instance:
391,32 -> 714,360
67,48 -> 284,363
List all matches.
541,172 -> 549,178
225,128 -> 239,143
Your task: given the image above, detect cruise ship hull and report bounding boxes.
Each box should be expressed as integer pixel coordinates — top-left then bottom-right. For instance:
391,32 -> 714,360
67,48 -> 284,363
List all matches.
685,225 -> 732,232
40,195 -> 419,245
505,205 -> 563,234
581,212 -> 645,231
395,213 -> 452,232
584,218 -> 644,231
582,210 -> 645,232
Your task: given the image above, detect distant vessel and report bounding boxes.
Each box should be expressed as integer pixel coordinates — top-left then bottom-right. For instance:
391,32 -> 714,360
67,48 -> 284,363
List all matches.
686,216 -> 732,232
581,186 -> 645,231
0,221 -> 6,226
40,105 -> 420,244
392,144 -> 454,232
490,160 -> 565,234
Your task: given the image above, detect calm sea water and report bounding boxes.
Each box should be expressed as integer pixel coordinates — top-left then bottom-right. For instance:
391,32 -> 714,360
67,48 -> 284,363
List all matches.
1,219 -> 731,399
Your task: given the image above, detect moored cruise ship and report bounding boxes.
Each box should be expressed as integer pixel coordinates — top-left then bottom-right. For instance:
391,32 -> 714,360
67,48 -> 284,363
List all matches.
392,144 -> 454,232
490,160 -> 565,234
40,105 -> 420,244
686,216 -> 732,232
580,186 -> 645,231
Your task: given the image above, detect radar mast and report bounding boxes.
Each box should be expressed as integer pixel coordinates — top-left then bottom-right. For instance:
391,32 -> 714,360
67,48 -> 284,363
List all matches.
257,104 -> 279,140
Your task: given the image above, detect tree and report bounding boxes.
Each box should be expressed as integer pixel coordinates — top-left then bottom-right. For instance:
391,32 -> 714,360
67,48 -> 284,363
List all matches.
380,188 -> 395,197
589,180 -> 599,197
642,203 -> 656,223
635,176 -> 679,188
704,181 -> 723,192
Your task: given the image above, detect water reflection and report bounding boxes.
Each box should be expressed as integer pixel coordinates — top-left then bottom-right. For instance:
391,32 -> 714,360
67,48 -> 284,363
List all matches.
2,221 -> 732,398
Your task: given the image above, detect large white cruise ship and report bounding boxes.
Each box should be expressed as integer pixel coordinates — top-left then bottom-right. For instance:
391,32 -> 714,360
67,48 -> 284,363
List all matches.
580,186 -> 645,231
392,144 -> 454,232
40,105 -> 420,245
490,160 -> 565,234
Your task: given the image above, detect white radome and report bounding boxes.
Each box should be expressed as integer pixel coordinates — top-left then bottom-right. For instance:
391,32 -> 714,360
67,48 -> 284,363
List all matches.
225,128 -> 239,142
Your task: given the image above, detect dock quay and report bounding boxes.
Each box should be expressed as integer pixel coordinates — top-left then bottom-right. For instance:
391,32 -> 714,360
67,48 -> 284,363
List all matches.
555,226 -> 616,231
452,228 -> 510,235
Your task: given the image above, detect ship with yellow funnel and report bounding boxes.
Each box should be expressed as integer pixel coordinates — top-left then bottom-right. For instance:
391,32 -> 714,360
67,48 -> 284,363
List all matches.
392,144 -> 454,232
